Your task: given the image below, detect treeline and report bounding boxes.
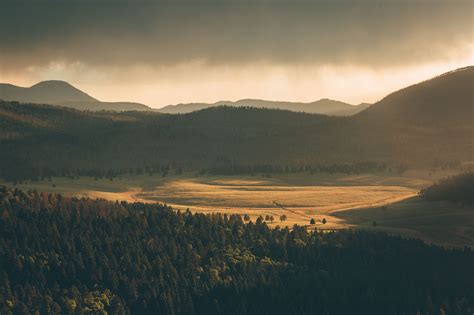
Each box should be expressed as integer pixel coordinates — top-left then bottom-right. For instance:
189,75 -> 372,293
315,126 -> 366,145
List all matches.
1,101 -> 470,181
0,160 -> 393,182
420,172 -> 474,204
0,186 -> 472,314
207,159 -> 389,176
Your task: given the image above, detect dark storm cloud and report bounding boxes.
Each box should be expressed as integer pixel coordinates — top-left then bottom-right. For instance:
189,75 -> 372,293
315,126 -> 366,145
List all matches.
0,0 -> 472,71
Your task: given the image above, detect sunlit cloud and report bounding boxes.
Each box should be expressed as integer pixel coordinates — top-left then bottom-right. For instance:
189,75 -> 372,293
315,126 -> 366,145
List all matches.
0,0 -> 472,106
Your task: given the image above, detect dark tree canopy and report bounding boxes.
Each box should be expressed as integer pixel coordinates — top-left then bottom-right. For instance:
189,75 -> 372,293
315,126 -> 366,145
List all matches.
420,172 -> 474,204
0,186 -> 472,314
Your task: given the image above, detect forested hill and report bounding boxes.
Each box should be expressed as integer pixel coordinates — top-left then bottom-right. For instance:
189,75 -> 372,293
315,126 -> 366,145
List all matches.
0,186 -> 472,314
420,172 -> 474,204
0,67 -> 472,180
356,66 -> 473,126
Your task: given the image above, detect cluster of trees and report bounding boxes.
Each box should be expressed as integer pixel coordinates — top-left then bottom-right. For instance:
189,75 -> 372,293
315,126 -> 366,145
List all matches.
0,186 -> 472,314
1,158 -> 390,186
420,172 -> 474,204
0,166 -> 175,183
0,162 -> 391,182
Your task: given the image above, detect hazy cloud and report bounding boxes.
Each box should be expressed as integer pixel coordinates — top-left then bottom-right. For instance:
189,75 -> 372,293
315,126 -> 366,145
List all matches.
0,0 -> 472,71
0,0 -> 472,106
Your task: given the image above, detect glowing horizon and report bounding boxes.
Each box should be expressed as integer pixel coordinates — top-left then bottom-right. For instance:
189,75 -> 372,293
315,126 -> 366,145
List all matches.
1,0 -> 472,108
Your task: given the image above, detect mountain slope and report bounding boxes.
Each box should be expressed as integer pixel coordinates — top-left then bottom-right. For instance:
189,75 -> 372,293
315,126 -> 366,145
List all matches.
356,66 -> 473,126
0,80 -> 97,103
0,81 -> 151,111
332,103 -> 371,116
60,101 -> 151,111
158,98 -> 369,116
351,66 -> 473,165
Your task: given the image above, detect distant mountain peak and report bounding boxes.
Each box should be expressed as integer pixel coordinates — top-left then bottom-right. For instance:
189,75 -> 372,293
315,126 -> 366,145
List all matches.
0,80 -> 151,111
30,80 -> 74,88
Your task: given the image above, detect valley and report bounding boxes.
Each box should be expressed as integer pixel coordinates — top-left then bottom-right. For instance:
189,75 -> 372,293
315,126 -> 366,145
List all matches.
0,68 -> 472,250
3,169 -> 471,247
1,1 -> 473,313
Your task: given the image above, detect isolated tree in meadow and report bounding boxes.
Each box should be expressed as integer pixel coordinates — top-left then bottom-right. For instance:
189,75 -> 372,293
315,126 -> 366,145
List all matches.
265,215 -> 271,221
280,215 -> 287,222
322,218 -> 327,225
243,214 -> 250,221
310,218 -> 316,225
270,216 -> 274,222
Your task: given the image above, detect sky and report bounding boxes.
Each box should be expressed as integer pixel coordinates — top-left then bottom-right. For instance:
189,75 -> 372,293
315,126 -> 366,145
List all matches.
0,0 -> 472,108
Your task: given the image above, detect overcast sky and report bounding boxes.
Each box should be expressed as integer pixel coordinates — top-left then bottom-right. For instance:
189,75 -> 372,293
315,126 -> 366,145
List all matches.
0,0 -> 472,107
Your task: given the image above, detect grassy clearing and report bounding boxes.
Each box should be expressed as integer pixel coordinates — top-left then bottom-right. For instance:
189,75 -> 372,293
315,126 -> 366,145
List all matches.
0,172 -> 419,225
135,177 -> 415,229
333,196 -> 474,248
2,170 -> 470,246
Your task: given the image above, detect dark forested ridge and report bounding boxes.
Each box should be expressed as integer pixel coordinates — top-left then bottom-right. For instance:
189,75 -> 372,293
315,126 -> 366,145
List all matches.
420,172 -> 474,204
0,186 -> 472,314
356,66 -> 474,126
0,67 -> 472,180
0,102 -> 385,181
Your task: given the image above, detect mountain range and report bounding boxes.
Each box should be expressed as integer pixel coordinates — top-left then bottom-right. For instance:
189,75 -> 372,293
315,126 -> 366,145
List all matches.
0,80 -> 369,115
158,99 -> 370,116
0,66 -> 472,180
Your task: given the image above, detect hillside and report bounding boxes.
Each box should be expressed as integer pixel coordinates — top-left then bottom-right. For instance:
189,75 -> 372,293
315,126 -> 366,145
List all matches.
0,80 -> 97,104
352,66 -> 473,164
0,186 -> 472,314
0,81 -> 151,111
420,172 -> 474,204
158,98 -> 370,116
356,66 -> 473,126
0,67 -> 472,180
60,100 -> 151,111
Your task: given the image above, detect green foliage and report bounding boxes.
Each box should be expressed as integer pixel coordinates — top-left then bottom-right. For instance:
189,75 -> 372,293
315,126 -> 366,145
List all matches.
0,186 -> 472,314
